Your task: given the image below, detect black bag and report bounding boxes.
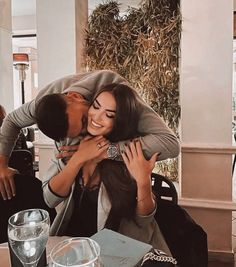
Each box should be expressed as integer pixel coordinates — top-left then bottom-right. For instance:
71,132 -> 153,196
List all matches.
141,249 -> 178,267
155,200 -> 208,267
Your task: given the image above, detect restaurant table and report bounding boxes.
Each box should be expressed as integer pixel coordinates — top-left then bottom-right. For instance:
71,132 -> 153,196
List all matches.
0,229 -> 153,267
0,236 -> 69,267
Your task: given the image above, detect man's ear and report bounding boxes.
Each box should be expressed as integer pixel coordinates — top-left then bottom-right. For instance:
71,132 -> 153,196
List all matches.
66,92 -> 88,104
66,91 -> 84,100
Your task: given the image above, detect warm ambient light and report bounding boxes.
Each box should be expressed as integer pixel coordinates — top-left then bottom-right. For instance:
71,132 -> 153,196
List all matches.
13,53 -> 29,104
13,53 -> 29,63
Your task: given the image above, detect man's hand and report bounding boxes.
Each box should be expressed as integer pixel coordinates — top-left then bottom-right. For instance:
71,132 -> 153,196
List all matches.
56,145 -> 79,161
77,135 -> 109,163
0,165 -> 18,200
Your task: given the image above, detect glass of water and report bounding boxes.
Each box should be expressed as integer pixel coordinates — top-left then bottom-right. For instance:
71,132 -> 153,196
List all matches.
8,209 -> 50,267
49,237 -> 101,267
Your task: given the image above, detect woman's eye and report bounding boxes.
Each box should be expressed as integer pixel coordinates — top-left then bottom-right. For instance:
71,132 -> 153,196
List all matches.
106,114 -> 115,119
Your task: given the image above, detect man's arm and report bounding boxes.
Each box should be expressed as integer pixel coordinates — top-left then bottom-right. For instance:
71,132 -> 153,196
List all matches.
0,70 -> 126,156
0,101 -> 36,156
67,70 -> 180,160
0,73 -> 80,156
0,69 -> 179,159
0,101 -> 37,200
119,95 -> 180,161
0,73 -> 84,199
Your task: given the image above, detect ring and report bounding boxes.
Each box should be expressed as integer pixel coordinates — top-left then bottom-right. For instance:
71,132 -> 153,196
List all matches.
97,143 -> 102,149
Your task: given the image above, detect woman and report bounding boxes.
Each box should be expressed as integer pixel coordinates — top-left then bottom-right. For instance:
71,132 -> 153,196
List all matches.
43,84 -> 169,252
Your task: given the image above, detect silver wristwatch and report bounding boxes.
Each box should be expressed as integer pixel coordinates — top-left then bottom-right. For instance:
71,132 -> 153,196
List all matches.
107,143 -> 119,160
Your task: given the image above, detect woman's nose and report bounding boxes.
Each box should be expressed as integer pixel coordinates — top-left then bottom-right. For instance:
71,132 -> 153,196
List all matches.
93,111 -> 103,122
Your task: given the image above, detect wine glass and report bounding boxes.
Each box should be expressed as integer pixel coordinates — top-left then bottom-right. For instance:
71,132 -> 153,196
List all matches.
8,208 -> 50,267
49,237 -> 101,267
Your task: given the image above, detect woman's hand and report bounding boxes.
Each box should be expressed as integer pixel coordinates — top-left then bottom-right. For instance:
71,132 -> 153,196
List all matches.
56,136 -> 110,163
122,140 -> 158,215
75,135 -> 109,164
48,135 -> 109,197
122,140 -> 157,186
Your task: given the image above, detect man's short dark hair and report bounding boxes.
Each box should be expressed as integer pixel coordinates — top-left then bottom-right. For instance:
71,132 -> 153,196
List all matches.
35,94 -> 68,141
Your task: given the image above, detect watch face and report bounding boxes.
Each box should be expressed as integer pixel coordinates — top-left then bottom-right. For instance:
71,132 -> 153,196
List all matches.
107,144 -> 118,159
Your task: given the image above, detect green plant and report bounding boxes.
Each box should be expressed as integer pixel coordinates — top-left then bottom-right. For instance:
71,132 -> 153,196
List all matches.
85,0 -> 181,180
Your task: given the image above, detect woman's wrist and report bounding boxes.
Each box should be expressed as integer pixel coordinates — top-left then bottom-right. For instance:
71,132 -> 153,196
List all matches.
137,182 -> 153,200
136,191 -> 156,215
71,150 -> 87,167
136,176 -> 152,189
136,192 -> 152,202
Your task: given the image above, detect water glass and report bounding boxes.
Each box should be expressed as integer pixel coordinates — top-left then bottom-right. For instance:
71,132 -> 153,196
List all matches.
49,237 -> 101,267
8,209 -> 50,267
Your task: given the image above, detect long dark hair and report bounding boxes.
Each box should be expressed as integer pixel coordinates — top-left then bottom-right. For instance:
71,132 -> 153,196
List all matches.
92,84 -> 141,230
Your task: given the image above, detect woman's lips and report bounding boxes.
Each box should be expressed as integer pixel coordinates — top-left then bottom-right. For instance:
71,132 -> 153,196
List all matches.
90,120 -> 102,128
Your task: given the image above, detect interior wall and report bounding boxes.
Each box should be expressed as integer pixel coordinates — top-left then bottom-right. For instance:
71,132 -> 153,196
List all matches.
36,0 -> 77,88
0,0 -> 14,112
180,0 -> 234,256
12,15 -> 36,33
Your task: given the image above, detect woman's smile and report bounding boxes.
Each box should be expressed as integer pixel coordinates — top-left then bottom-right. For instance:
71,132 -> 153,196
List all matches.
91,120 -> 102,128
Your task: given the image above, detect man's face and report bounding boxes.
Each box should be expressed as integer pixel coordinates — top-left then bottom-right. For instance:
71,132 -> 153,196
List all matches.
65,93 -> 89,138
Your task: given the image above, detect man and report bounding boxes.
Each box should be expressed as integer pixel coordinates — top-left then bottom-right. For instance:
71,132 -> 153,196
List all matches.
0,70 -> 180,200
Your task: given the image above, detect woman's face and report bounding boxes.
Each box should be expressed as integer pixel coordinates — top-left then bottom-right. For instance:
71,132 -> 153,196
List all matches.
87,91 -> 116,136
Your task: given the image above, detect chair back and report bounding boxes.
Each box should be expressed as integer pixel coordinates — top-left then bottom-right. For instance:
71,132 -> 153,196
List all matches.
9,149 -> 34,176
151,172 -> 178,205
0,174 -> 56,243
152,173 -> 208,267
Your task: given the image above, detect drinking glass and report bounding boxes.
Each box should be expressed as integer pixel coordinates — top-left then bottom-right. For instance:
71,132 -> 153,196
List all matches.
49,237 -> 101,267
8,209 -> 50,267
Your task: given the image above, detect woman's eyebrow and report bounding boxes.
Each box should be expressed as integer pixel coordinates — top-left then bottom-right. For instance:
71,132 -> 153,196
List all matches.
94,99 -> 101,107
95,99 -> 116,113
